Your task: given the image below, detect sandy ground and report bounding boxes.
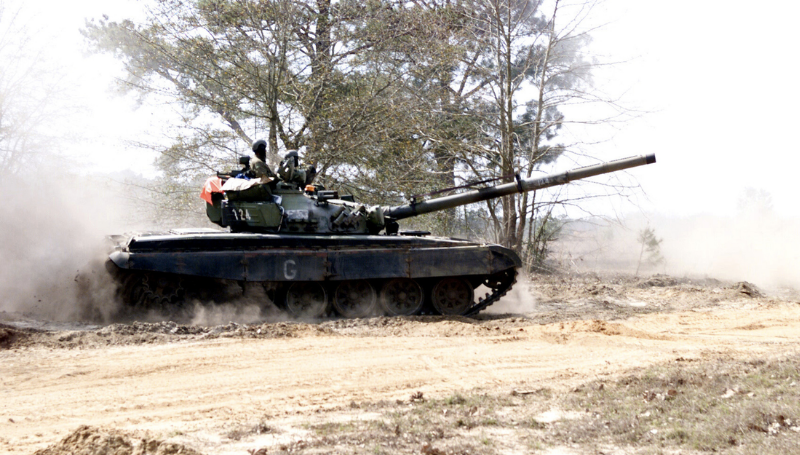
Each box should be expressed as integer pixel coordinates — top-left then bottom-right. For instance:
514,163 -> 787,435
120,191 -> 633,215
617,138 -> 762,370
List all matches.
1,274 -> 799,454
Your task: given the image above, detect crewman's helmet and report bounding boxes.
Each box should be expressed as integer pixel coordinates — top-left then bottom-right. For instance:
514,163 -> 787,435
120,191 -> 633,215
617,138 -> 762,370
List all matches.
251,139 -> 267,154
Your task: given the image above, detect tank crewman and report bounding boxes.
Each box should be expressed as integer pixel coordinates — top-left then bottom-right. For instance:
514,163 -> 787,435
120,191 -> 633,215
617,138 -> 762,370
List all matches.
250,139 -> 277,183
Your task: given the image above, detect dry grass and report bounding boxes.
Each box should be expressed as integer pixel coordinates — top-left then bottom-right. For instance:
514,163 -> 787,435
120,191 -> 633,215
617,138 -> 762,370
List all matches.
554,354 -> 800,454
248,354 -> 800,454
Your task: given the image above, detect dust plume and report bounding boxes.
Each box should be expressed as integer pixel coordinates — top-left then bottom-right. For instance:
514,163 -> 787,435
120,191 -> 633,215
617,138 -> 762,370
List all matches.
187,285 -> 288,326
0,170 -> 295,326
0,170 -> 138,322
485,279 -> 537,314
550,209 -> 800,291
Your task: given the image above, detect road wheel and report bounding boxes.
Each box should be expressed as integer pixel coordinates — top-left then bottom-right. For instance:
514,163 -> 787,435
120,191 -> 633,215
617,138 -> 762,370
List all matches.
333,280 -> 377,318
120,273 -> 151,310
379,279 -> 424,316
120,273 -> 188,320
285,282 -> 328,318
431,277 -> 474,315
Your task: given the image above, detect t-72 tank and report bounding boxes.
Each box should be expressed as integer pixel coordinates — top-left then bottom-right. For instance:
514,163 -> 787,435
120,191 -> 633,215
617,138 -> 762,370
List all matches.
107,152 -> 656,318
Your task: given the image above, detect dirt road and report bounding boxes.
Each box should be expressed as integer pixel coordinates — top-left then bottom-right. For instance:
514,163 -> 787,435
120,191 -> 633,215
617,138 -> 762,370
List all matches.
2,275 -> 799,454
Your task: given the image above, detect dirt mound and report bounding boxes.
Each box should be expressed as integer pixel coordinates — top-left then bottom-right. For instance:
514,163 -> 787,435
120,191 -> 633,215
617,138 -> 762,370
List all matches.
0,324 -> 28,349
231,320 -> 334,338
99,321 -> 208,336
318,315 -> 530,337
1,319 -> 335,349
636,274 -> 678,288
527,272 -> 782,317
730,281 -> 763,297
0,315 -> 535,349
320,315 -> 479,336
554,319 -> 672,341
33,425 -> 203,455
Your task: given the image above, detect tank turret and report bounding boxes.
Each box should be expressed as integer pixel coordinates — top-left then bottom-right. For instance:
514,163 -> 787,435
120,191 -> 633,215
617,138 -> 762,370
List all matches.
203,152 -> 656,235
109,151 -> 656,320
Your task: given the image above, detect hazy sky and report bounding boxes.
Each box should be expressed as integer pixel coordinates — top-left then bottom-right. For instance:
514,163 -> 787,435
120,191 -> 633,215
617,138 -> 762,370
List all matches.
584,1 -> 800,218
15,0 -> 800,219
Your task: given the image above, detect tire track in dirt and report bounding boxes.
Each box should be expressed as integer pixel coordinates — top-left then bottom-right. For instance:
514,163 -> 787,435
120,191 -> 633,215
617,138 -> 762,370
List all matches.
2,304 -> 800,453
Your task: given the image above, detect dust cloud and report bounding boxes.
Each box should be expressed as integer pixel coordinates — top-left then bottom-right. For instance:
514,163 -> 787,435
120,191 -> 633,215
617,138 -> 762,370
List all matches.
0,170 -> 138,322
550,210 -> 800,291
0,169 -> 292,326
487,204 -> 800,313
187,285 -> 287,326
485,279 -> 537,314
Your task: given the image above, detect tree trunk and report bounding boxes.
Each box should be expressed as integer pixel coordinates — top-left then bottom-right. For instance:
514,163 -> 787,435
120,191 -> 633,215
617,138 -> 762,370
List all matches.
518,0 -> 558,254
308,0 -> 332,156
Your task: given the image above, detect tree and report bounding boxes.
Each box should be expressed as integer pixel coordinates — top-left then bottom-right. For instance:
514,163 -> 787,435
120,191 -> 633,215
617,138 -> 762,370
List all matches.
356,0 -> 587,243
452,0 -> 649,276
0,2 -> 67,174
488,0 -> 595,253
635,226 -> 664,276
360,1 -> 495,233
525,209 -> 565,273
83,1 -> 428,200
336,0 -> 595,251
84,0 -> 618,257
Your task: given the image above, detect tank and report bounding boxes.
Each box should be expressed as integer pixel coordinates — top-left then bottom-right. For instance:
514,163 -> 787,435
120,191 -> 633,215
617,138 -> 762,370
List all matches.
106,152 -> 656,318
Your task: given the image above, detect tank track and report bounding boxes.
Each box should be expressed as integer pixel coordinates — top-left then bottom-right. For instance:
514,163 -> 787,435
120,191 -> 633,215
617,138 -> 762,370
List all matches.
115,267 -> 519,319
464,268 -> 518,316
117,271 -> 189,318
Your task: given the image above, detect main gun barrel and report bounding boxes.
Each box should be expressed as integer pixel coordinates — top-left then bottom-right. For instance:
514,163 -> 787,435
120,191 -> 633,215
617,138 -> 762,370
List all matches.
384,153 -> 656,221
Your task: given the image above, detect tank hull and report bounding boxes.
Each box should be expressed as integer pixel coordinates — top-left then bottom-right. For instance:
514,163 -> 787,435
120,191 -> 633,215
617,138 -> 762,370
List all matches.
108,230 -> 521,318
